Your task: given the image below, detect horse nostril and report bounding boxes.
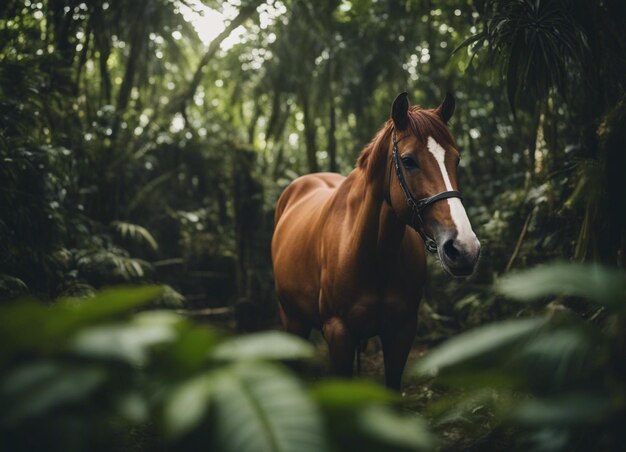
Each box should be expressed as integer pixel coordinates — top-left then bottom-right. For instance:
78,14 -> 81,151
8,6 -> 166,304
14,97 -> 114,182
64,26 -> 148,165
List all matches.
443,239 -> 460,262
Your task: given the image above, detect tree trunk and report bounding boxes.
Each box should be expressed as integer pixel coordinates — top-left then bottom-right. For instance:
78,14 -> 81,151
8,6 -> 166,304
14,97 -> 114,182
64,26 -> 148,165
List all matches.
94,6 -> 112,105
74,17 -> 92,95
327,58 -> 337,172
112,0 -> 147,139
301,90 -> 319,173
247,101 -> 262,145
264,89 -> 281,141
525,112 -> 541,187
271,103 -> 291,178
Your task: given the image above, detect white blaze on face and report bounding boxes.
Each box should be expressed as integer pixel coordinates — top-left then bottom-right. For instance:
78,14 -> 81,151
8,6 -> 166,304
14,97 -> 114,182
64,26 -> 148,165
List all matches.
426,136 -> 477,248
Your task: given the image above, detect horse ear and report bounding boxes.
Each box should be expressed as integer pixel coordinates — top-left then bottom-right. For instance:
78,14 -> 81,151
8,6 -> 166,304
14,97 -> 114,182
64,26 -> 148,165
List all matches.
391,92 -> 410,130
435,92 -> 455,123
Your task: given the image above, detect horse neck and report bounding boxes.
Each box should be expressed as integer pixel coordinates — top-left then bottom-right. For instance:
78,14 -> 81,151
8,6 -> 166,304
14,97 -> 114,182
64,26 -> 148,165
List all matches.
348,141 -> 406,263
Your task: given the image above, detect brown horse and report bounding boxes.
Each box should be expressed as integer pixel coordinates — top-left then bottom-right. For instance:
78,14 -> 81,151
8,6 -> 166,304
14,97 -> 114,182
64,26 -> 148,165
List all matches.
271,93 -> 480,390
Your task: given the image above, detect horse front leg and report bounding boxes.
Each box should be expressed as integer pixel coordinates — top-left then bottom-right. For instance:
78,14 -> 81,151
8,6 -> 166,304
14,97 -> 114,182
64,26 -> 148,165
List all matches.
323,317 -> 356,377
278,303 -> 312,339
381,318 -> 417,391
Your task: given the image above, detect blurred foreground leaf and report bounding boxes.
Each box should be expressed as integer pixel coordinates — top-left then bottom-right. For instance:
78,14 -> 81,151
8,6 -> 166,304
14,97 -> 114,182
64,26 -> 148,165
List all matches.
515,326 -> 600,389
413,318 -> 546,377
211,362 -> 328,452
212,330 -> 315,361
496,262 -> 626,311
1,286 -> 435,452
513,394 -> 612,425
0,286 -> 163,363
358,406 -> 434,452
71,321 -> 176,365
164,373 -> 217,438
313,380 -> 434,451
1,361 -> 105,424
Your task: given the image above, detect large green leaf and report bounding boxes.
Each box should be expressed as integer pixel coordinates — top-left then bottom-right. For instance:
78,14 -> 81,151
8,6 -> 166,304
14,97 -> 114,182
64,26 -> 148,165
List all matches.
211,362 -> 328,452
496,261 -> 626,311
413,317 -> 547,377
71,321 -> 177,366
164,373 -> 217,438
512,394 -> 612,425
313,380 -> 434,452
515,326 -> 600,389
212,330 -> 315,361
0,286 -> 164,363
358,406 -> 434,451
1,361 -> 105,424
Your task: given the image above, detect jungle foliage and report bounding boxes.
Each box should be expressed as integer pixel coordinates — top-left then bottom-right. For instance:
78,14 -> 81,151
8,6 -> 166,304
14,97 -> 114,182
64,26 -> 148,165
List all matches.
1,0 -> 625,450
0,286 -> 433,451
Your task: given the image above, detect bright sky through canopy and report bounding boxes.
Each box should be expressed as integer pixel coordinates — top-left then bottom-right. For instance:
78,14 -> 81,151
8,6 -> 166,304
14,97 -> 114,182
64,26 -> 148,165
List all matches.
178,0 -> 245,50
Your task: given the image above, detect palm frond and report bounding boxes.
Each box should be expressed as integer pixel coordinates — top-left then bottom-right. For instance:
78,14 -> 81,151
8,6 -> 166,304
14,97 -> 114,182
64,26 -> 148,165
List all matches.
111,221 -> 159,251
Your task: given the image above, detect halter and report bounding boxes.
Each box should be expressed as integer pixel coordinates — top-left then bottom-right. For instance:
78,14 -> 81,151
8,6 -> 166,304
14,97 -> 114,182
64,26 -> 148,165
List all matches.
386,128 -> 463,254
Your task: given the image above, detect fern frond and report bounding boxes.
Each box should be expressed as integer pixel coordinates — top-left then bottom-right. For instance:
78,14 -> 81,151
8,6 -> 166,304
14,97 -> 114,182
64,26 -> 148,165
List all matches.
111,221 -> 159,251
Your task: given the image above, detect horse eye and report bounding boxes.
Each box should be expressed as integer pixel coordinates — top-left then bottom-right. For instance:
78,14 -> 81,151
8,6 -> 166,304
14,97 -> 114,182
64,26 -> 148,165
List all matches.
401,157 -> 418,170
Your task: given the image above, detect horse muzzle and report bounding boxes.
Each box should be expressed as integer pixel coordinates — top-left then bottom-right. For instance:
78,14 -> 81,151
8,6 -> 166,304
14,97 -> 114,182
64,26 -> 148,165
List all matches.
437,232 -> 481,277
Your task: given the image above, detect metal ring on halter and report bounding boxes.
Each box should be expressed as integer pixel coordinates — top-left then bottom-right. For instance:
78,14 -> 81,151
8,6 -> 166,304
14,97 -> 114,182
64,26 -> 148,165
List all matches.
387,128 -> 463,254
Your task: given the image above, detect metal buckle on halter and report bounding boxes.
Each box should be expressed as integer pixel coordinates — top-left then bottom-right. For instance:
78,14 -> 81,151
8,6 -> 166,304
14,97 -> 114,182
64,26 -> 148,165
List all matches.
424,238 -> 438,254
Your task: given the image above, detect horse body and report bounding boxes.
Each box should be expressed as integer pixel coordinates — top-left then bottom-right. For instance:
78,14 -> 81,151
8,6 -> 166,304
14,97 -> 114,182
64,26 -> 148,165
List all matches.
272,93 -> 480,389
273,169 -> 425,386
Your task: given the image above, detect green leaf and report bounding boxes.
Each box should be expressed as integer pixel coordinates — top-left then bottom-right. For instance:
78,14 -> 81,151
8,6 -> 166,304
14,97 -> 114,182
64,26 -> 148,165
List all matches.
212,330 -> 315,361
164,373 -> 217,438
71,320 -> 177,365
413,317 -> 547,377
1,361 -> 105,424
60,286 -> 165,321
0,286 -> 164,363
516,326 -> 599,387
211,362 -> 328,452
513,394 -> 612,425
311,380 -> 399,409
496,261 -> 626,311
116,391 -> 149,424
358,406 -> 435,452
111,221 -> 159,251
165,327 -> 220,371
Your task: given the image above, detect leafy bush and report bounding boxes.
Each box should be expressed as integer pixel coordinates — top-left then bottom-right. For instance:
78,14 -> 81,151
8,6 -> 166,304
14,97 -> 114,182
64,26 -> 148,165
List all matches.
0,287 -> 434,452
412,261 -> 626,451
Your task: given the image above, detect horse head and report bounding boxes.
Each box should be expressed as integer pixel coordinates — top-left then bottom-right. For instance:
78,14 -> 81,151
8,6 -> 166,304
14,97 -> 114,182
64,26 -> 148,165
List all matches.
387,92 -> 480,277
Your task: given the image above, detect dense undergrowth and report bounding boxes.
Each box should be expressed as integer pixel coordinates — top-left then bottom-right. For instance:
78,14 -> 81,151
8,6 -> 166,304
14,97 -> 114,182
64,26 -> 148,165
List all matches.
1,262 -> 625,451
1,0 -> 626,450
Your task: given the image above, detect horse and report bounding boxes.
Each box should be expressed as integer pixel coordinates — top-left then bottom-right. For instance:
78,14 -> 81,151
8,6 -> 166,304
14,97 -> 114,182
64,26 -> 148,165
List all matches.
271,92 -> 480,390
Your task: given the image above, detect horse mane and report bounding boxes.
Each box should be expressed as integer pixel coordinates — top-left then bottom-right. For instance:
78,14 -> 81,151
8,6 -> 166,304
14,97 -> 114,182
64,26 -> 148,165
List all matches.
356,107 -> 455,179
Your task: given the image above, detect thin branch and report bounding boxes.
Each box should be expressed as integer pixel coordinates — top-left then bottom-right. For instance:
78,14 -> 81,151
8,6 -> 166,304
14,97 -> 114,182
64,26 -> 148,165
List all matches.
170,2 -> 260,116
505,207 -> 535,272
